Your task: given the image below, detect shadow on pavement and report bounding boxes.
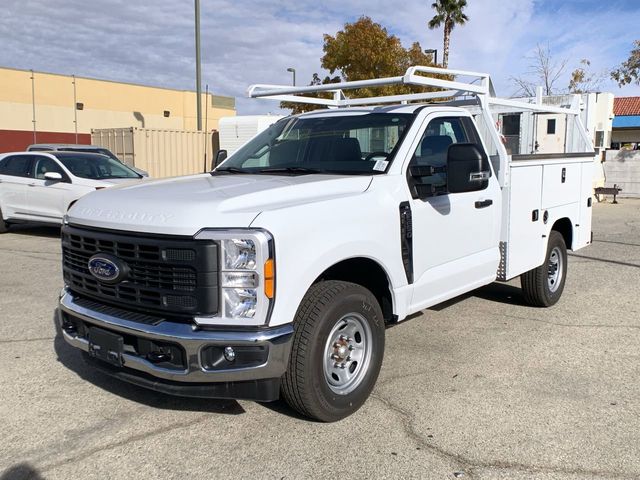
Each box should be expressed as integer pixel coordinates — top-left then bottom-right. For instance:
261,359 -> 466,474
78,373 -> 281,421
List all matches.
471,282 -> 529,306
427,282 -> 528,312
6,224 -> 61,238
258,398 -> 314,421
52,312 -> 245,415
0,463 -> 45,480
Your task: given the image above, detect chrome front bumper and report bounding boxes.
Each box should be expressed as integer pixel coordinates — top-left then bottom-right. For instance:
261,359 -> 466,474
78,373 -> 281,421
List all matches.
58,288 -> 293,397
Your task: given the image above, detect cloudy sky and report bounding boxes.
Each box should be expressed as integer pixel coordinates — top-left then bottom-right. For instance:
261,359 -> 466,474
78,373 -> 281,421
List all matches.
2,0 -> 639,114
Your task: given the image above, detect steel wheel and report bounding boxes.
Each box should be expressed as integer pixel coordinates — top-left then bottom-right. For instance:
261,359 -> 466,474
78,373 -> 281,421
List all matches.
323,313 -> 372,395
281,280 -> 385,421
521,231 -> 568,307
547,246 -> 563,293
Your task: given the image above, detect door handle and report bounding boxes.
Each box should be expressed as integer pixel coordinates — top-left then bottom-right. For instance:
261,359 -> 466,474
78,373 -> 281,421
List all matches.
28,183 -> 37,187
475,199 -> 493,209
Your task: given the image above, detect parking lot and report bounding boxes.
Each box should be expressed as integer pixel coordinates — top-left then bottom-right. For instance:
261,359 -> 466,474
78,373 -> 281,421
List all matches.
0,199 -> 638,480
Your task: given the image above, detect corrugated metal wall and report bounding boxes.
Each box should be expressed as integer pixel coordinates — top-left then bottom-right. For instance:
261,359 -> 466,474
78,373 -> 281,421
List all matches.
91,127 -> 212,178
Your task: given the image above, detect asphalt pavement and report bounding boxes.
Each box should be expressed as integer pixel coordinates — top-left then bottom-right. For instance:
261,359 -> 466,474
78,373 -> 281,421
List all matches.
1,199 -> 639,480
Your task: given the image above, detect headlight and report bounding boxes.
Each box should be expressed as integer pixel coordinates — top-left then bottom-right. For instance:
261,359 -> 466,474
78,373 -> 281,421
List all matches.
222,239 -> 257,270
193,229 -> 274,326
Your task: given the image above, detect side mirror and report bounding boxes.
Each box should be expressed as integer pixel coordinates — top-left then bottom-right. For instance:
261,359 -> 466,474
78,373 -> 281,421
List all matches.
408,165 -> 447,199
447,143 -> 490,193
44,172 -> 63,182
213,149 -> 228,169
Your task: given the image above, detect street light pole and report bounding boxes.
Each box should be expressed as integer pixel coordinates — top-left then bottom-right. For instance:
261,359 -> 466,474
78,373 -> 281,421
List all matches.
195,0 -> 202,131
287,67 -> 296,86
425,49 -> 438,66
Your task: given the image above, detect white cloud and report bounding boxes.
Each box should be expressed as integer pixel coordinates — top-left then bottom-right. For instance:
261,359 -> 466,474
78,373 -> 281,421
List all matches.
1,0 -> 638,116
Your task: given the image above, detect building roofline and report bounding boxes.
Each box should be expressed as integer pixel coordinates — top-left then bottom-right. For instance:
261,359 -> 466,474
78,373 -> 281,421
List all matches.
0,64 -> 235,103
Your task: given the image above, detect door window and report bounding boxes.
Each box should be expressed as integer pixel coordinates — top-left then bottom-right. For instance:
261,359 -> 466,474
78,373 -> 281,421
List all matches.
410,117 -> 470,188
32,156 -> 66,180
0,155 -> 33,177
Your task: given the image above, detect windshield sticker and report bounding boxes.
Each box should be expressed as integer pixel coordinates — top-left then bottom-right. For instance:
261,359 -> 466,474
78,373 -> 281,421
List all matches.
373,159 -> 389,171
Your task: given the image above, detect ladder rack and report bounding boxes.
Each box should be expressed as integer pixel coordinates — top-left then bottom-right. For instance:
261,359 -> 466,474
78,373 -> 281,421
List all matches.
247,65 -> 581,116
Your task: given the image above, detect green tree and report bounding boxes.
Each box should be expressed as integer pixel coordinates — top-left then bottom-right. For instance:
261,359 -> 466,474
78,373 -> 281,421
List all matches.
280,73 -> 340,115
611,40 -> 640,86
427,0 -> 469,68
281,16 -> 442,113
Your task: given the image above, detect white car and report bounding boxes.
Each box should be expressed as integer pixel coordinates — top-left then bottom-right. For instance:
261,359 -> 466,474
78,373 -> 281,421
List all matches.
0,151 -> 143,232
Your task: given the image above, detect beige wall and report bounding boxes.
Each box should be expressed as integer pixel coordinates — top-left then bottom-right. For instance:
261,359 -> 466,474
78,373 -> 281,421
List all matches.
0,66 -> 235,134
612,129 -> 640,143
535,113 -> 566,154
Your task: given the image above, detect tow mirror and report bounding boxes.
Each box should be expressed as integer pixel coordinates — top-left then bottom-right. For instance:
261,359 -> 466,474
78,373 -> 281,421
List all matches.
446,143 -> 490,193
213,149 -> 228,169
44,172 -> 63,182
408,165 -> 447,199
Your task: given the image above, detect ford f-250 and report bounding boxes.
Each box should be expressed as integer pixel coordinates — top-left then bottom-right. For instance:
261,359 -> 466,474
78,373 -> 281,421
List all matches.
57,66 -> 594,421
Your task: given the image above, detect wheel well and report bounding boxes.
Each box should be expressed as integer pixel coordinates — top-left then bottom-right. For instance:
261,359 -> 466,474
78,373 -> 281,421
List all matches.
315,258 -> 394,323
551,217 -> 573,249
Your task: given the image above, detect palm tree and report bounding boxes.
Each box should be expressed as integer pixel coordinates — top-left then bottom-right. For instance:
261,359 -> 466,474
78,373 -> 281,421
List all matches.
428,0 -> 468,68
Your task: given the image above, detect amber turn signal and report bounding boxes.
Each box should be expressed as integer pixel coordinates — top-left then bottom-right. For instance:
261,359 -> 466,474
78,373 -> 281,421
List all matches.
264,259 -> 275,299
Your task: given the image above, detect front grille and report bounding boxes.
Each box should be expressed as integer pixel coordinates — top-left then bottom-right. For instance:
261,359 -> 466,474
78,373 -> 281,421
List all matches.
62,226 -> 218,317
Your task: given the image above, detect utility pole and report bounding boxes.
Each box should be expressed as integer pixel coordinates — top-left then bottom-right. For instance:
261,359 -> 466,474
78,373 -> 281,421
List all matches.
195,0 -> 202,131
30,70 -> 37,143
72,75 -> 78,143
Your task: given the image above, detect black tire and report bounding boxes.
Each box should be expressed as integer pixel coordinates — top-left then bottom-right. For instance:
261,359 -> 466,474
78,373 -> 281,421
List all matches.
521,231 -> 568,307
281,280 -> 385,422
0,207 -> 8,233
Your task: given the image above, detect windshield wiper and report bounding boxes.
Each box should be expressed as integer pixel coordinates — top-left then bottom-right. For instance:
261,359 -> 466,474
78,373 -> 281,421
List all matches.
212,167 -> 248,175
255,166 -> 326,175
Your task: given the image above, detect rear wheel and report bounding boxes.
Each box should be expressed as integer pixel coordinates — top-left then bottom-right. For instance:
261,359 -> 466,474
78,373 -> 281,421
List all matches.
521,231 -> 567,307
0,207 -> 9,233
281,280 -> 385,422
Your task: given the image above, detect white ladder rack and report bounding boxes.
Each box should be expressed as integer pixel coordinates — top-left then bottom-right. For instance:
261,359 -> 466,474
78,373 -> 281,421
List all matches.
247,65 -> 581,116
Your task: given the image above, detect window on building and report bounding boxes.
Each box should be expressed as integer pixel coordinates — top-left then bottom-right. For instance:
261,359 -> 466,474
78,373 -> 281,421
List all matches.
547,119 -> 556,135
502,114 -> 521,136
595,131 -> 604,148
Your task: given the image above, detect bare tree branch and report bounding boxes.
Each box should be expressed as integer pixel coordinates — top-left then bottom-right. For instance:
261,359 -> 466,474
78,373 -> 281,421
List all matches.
510,43 -> 568,97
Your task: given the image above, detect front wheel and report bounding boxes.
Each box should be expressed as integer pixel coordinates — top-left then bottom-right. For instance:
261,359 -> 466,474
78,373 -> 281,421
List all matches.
281,280 -> 385,422
521,231 -> 568,307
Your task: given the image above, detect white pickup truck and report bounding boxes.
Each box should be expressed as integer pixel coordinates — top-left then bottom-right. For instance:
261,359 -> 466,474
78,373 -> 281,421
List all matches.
58,67 -> 594,422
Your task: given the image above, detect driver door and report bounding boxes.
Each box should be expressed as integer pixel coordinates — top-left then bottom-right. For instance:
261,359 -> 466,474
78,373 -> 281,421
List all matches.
26,155 -> 76,222
407,114 -> 501,312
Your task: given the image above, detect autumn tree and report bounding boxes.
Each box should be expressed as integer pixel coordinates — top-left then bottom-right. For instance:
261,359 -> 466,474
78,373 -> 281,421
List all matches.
611,40 -> 640,86
281,16 -> 442,113
427,0 -> 468,68
568,59 -> 603,94
510,44 -> 568,97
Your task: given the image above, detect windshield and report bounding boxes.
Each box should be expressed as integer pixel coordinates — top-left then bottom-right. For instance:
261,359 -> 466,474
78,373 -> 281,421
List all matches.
56,154 -> 141,180
60,147 -> 120,161
216,112 -> 413,175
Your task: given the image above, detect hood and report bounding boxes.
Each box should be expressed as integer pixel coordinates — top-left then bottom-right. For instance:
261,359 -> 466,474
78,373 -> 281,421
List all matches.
74,177 -> 146,188
67,173 -> 372,236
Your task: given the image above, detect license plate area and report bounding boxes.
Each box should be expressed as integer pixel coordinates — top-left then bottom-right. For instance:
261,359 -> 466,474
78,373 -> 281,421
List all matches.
88,327 -> 124,367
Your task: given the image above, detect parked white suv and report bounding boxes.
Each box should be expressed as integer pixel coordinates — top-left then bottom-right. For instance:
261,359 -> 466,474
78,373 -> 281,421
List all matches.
0,151 -> 143,232
27,144 -> 149,177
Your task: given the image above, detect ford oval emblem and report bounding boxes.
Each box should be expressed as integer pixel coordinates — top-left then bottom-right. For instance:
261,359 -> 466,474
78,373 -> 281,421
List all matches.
88,254 -> 128,284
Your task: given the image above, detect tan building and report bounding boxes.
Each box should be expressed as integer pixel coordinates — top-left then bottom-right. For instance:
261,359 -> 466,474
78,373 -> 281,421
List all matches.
0,66 -> 235,152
